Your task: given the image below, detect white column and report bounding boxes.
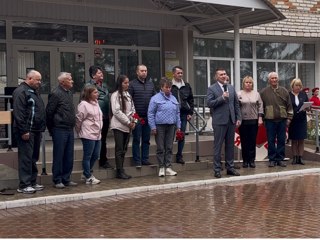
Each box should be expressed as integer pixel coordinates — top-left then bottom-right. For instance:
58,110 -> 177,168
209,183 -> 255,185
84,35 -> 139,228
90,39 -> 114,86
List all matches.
183,26 -> 189,82
234,14 -> 240,92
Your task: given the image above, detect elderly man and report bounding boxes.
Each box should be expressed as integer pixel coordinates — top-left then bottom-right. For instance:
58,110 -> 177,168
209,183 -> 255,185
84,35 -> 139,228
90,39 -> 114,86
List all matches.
13,70 -> 46,194
46,72 -> 77,189
260,72 -> 293,167
207,67 -> 241,178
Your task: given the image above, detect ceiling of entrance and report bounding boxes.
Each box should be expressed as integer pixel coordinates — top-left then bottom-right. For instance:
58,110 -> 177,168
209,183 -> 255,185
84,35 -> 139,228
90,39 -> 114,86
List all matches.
19,0 -> 285,35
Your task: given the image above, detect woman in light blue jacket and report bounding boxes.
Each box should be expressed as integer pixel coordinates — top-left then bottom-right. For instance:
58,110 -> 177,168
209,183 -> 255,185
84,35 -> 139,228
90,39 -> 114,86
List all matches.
148,77 -> 181,177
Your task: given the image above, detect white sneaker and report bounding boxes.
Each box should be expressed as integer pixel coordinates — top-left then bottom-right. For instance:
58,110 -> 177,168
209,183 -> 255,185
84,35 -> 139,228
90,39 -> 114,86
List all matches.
17,186 -> 36,194
165,167 -> 177,176
32,184 -> 45,191
86,175 -> 101,185
159,167 -> 165,177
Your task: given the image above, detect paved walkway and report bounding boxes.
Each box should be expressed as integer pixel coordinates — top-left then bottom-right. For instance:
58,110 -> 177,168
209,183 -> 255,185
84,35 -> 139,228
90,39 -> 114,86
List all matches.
1,163 -> 320,237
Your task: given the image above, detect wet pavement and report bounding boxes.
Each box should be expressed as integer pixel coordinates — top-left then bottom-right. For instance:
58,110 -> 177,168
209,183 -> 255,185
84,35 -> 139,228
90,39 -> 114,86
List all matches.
1,172 -> 320,238
1,160 -> 320,237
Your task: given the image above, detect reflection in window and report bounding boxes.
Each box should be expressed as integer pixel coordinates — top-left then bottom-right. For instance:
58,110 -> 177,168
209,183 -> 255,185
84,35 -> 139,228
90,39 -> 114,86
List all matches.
194,38 -> 234,57
240,61 -> 253,84
142,50 -> 160,91
12,22 -> 88,42
194,59 -> 207,95
94,48 -> 115,92
298,63 -> 315,89
0,21 -> 5,39
257,42 -> 315,60
240,41 -> 252,58
278,62 -> 296,89
118,49 -> 138,84
94,28 -> 160,47
257,62 -> 275,90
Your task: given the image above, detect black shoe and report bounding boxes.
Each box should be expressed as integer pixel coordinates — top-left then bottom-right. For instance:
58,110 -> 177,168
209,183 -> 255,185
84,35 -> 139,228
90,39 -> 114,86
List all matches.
116,170 -> 132,179
227,169 -> 240,176
142,161 -> 152,166
100,161 -> 113,169
297,156 -> 305,165
242,162 -> 249,168
292,156 -> 297,165
268,161 -> 276,167
277,161 -> 286,167
214,171 -> 221,178
249,162 -> 256,168
176,159 -> 185,164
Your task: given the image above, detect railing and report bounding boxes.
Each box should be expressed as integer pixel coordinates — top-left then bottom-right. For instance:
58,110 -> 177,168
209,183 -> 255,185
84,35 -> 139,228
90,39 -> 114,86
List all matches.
0,95 -> 13,151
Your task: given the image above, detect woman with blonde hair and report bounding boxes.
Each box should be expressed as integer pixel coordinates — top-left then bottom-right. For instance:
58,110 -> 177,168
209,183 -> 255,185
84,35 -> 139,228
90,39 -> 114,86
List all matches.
288,78 -> 309,165
237,76 -> 263,168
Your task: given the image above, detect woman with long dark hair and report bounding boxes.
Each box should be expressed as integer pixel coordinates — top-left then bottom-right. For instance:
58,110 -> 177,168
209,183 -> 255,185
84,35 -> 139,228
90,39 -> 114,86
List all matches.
110,75 -> 136,179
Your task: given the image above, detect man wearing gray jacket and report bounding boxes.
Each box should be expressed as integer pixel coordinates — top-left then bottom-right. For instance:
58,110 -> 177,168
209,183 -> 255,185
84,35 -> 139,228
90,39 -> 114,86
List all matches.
207,67 -> 241,178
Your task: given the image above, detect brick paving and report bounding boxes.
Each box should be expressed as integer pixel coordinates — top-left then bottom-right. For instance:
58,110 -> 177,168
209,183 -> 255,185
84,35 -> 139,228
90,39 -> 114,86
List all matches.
1,159 -> 320,237
1,172 -> 320,237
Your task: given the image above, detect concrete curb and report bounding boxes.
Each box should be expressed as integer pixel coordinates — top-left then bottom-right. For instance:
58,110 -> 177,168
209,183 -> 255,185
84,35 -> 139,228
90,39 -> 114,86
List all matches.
1,168 -> 320,210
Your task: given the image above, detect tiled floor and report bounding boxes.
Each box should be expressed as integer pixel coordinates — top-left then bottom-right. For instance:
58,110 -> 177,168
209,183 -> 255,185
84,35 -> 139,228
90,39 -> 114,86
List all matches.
1,172 -> 320,237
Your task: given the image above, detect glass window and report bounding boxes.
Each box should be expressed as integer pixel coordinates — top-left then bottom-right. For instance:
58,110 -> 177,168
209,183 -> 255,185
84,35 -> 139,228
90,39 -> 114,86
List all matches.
118,49 -> 138,83
257,42 -> 315,60
257,62 -> 275,90
12,22 -> 88,42
240,61 -> 253,82
194,38 -> 233,57
142,50 -> 161,91
94,28 -> 160,47
278,62 -> 296,89
0,21 -> 5,39
194,59 -> 208,95
240,41 -> 252,58
0,44 -> 6,94
298,63 -> 315,90
210,60 -> 231,85
94,48 -> 116,92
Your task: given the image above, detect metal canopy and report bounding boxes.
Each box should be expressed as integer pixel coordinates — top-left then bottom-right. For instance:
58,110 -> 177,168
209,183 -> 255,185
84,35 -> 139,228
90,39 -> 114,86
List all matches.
150,0 -> 285,34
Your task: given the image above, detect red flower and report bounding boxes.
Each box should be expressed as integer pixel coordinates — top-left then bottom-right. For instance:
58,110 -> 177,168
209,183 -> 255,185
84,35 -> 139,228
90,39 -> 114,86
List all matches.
176,130 -> 184,141
132,113 -> 145,125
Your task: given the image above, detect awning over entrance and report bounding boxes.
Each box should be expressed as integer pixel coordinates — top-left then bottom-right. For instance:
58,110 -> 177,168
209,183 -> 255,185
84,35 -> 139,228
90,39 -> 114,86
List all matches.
151,0 -> 285,34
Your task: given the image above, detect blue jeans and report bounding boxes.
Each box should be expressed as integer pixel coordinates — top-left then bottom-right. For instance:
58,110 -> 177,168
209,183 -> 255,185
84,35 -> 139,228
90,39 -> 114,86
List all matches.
52,128 -> 74,184
81,138 -> 101,178
176,113 -> 188,160
155,124 -> 175,168
132,121 -> 151,165
264,119 -> 286,162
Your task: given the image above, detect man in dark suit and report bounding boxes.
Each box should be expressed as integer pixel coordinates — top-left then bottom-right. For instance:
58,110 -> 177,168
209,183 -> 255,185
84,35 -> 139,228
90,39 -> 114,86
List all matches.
207,68 -> 241,178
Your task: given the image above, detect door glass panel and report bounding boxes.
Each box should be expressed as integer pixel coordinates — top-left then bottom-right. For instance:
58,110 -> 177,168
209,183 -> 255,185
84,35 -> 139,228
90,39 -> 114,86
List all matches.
118,49 -> 138,82
142,50 -> 160,91
0,43 -> 6,94
298,63 -> 315,90
94,48 -> 115,92
194,59 -> 207,95
210,60 -> 230,85
17,50 -> 50,93
60,52 -> 85,92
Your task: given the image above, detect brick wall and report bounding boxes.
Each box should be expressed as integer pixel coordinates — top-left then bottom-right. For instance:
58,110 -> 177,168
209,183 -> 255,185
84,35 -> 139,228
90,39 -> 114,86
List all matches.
240,0 -> 320,38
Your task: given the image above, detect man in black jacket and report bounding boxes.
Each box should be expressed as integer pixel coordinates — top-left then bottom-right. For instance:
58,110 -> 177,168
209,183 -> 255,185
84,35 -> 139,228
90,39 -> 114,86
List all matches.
46,72 -> 77,189
171,66 -> 194,164
128,64 -> 156,167
13,70 -> 46,194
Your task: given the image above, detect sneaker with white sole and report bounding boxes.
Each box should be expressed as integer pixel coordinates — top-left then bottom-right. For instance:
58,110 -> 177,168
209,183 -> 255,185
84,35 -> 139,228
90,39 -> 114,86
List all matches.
86,175 -> 101,185
17,186 -> 36,194
32,184 -> 45,191
165,167 -> 177,176
158,167 -> 165,177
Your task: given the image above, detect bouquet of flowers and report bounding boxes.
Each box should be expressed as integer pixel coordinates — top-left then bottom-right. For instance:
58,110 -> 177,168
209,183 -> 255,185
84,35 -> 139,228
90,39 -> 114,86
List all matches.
132,113 -> 145,125
176,130 -> 184,141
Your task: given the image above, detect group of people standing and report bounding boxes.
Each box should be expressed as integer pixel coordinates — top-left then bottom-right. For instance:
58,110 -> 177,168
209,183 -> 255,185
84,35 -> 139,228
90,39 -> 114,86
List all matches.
208,68 -> 309,178
12,64 -> 194,194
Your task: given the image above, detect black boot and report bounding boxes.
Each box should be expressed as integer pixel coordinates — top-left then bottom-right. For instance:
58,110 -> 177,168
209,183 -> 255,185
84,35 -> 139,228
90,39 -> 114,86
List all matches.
116,169 -> 132,179
249,161 -> 256,168
292,156 -> 297,165
242,161 -> 249,168
297,156 -> 305,165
